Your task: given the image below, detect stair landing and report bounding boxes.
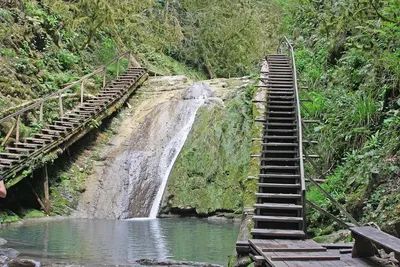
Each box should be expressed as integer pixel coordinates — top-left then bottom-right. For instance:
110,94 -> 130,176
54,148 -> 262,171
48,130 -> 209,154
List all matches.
249,239 -> 385,267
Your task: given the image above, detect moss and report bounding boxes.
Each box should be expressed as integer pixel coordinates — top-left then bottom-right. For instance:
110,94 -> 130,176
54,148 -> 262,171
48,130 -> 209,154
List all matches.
165,85 -> 254,215
23,209 -> 45,218
0,211 -> 20,224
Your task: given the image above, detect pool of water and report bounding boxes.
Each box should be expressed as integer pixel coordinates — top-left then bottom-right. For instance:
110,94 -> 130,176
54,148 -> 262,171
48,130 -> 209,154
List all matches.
0,218 -> 239,266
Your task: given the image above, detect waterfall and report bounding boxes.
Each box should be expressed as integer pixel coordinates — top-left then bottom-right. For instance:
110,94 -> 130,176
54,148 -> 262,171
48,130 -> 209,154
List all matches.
75,81 -> 212,219
149,99 -> 204,218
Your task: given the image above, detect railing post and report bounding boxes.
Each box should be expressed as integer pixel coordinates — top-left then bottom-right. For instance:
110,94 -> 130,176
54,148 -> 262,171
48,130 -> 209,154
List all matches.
39,102 -> 44,122
127,52 -> 131,69
16,115 -> 20,143
103,67 -> 107,88
80,81 -> 84,104
1,120 -> 16,147
116,58 -> 120,79
59,93 -> 64,118
43,165 -> 50,214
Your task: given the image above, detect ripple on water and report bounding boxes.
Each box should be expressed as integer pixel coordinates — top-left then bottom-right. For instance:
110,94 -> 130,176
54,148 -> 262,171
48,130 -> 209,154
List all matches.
0,218 -> 239,266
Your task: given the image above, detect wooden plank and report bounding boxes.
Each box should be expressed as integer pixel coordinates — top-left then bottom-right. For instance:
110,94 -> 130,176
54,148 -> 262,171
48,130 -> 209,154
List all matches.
263,247 -> 327,252
339,249 -> 352,254
319,243 -> 353,249
271,255 -> 340,261
351,226 -> 400,253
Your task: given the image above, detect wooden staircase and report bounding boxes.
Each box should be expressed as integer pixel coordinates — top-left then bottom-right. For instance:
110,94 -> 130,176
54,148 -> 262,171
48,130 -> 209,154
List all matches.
251,54 -> 306,239
0,67 -> 147,178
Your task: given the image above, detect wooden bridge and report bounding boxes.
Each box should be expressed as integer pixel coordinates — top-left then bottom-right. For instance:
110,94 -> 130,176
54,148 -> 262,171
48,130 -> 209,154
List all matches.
236,38 -> 400,267
0,52 -> 148,191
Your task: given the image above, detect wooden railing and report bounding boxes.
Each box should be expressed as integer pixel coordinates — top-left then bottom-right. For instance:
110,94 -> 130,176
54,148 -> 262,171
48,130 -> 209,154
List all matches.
277,37 -> 307,232
0,51 -> 132,145
278,37 -> 360,227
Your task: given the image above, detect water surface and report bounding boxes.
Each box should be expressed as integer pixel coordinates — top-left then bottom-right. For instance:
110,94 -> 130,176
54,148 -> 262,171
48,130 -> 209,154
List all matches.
0,218 -> 239,266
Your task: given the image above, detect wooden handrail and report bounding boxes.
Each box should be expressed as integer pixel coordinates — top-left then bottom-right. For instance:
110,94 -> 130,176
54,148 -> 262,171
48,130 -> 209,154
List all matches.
277,37 -> 306,232
278,37 -> 360,227
277,37 -> 306,196
0,51 -> 131,124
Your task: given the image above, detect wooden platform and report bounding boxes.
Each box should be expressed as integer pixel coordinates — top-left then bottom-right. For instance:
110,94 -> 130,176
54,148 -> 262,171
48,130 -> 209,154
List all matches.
248,239 -> 392,267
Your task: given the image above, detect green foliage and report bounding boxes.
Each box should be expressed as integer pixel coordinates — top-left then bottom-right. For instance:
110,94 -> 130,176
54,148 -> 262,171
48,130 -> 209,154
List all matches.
283,0 -> 400,234
22,209 -> 45,218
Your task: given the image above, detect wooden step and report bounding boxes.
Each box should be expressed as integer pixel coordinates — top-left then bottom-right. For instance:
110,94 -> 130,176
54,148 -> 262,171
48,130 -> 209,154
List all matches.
0,152 -> 26,159
15,142 -> 43,148
41,128 -> 65,136
33,134 -> 57,140
267,100 -> 295,104
264,129 -> 297,133
264,122 -> 296,126
259,174 -> 300,179
254,203 -> 302,210
262,142 -> 298,146
49,125 -> 72,130
55,121 -> 79,127
263,136 -> 297,140
25,138 -> 50,144
266,117 -> 295,121
253,215 -> 303,222
251,229 -> 305,238
267,91 -> 294,95
6,147 -> 33,153
261,150 -> 297,154
0,158 -> 18,166
256,193 -> 302,199
258,183 -> 301,188
260,165 -> 299,170
267,105 -> 295,109
261,157 -> 299,161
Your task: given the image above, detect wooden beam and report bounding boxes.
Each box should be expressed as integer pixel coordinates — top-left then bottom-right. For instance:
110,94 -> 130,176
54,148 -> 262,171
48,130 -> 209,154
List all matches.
43,166 -> 50,213
306,200 -> 350,228
305,154 -> 359,226
116,59 -> 120,79
58,93 -> 63,118
1,120 -> 16,146
80,81 -> 84,104
39,102 -> 44,122
103,68 -> 107,88
15,115 -> 20,143
27,180 -> 47,213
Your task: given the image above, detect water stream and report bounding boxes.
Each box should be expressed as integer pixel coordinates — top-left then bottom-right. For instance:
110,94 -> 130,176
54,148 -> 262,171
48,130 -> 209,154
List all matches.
76,82 -> 213,219
0,218 -> 239,266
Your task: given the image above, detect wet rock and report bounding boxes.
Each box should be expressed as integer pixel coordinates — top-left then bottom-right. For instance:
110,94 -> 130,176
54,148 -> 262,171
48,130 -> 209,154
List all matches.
183,82 -> 213,100
7,259 -> 40,267
0,256 -> 8,264
0,248 -> 20,258
136,259 -> 223,267
0,238 -> 7,246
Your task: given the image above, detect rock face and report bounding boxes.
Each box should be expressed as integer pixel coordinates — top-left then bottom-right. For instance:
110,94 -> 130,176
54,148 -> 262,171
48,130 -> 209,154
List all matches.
161,77 -> 254,216
0,248 -> 20,259
74,77 -> 213,219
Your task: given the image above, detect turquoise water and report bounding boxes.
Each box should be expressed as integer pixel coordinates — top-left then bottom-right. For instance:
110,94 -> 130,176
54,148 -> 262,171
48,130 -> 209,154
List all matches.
0,218 -> 239,266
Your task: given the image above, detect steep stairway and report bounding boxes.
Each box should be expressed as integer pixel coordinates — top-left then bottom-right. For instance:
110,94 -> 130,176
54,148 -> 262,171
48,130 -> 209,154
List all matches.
251,54 -> 306,239
0,67 -> 147,176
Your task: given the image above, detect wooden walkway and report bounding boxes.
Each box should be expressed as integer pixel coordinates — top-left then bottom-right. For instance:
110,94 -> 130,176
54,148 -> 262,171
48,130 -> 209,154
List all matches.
0,62 -> 148,186
249,239 -> 390,267
239,37 -> 399,267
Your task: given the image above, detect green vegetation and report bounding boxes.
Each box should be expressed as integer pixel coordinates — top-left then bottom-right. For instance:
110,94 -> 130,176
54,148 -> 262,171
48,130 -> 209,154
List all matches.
164,85 -> 254,215
281,0 -> 400,235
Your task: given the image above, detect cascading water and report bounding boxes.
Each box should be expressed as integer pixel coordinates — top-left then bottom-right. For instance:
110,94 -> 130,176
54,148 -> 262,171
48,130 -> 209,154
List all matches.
149,83 -> 211,218
75,82 -> 212,219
